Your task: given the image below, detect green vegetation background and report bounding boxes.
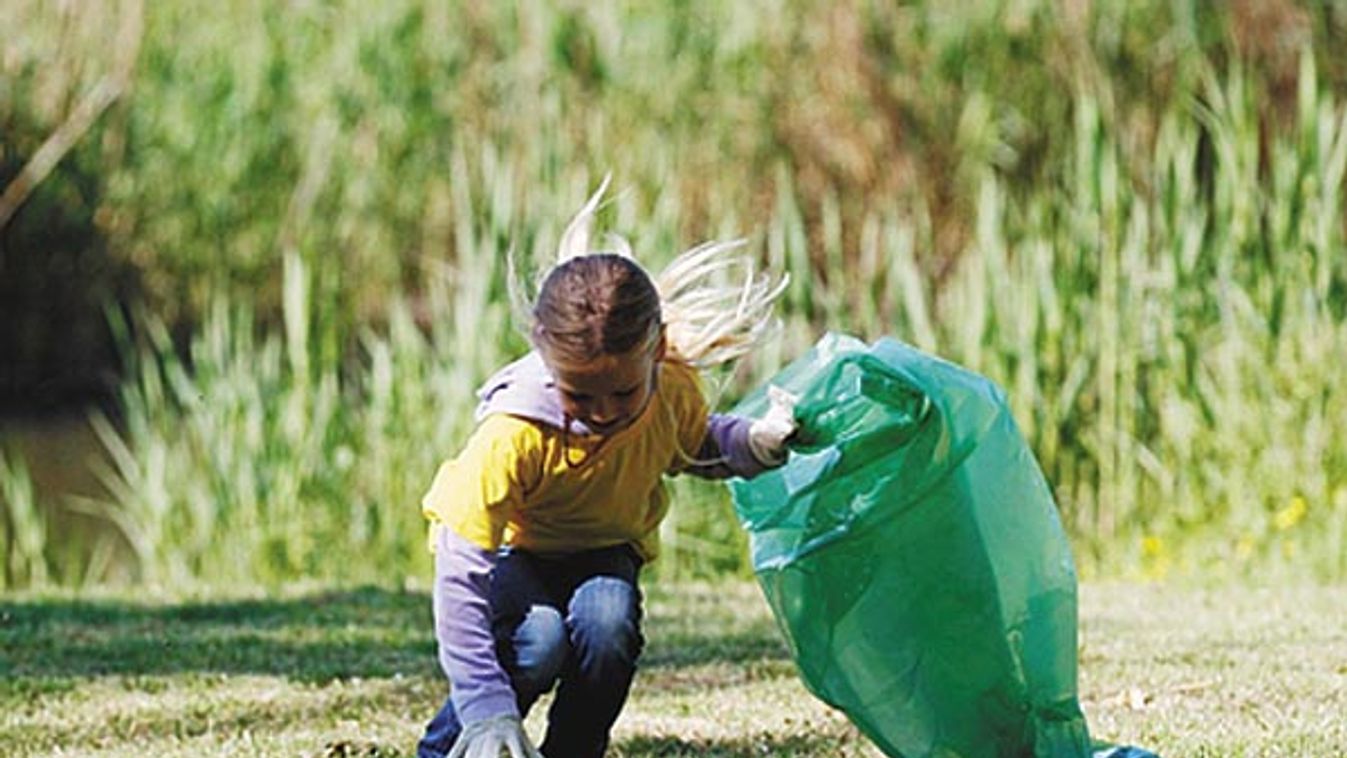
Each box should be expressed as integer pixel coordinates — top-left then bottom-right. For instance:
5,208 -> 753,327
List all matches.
3,0 -> 1347,590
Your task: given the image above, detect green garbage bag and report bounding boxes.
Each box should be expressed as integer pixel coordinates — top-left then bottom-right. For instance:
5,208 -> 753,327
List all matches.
730,334 -> 1092,758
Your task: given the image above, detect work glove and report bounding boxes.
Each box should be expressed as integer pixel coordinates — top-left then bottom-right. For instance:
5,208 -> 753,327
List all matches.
446,714 -> 543,758
748,385 -> 799,467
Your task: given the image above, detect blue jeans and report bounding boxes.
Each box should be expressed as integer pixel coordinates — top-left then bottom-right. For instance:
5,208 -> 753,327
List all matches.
418,544 -> 645,758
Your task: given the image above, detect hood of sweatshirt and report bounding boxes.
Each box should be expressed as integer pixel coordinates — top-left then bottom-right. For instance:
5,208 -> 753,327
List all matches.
474,351 -> 599,434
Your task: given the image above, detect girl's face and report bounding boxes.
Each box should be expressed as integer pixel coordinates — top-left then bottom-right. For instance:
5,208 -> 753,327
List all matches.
547,337 -> 665,436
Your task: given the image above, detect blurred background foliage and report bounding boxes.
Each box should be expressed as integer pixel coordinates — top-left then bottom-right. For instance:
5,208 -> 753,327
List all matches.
2,0 -> 1347,590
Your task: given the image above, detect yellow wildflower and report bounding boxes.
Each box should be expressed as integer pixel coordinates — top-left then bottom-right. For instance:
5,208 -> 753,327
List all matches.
1235,536 -> 1255,560
1141,535 -> 1164,557
1273,496 -> 1308,531
1141,535 -> 1169,580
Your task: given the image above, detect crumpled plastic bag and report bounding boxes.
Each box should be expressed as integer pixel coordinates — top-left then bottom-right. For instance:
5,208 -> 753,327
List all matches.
729,333 -> 1093,758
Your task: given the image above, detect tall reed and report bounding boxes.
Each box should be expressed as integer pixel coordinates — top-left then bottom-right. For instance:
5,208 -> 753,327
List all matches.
6,2 -> 1347,587
0,448 -> 48,588
85,172 -> 755,588
904,56 -> 1347,579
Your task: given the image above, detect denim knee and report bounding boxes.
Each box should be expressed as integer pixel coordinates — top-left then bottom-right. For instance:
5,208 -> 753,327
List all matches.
509,604 -> 569,697
567,576 -> 643,671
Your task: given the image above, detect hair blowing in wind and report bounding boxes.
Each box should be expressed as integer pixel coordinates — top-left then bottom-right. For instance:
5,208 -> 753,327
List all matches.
518,175 -> 790,369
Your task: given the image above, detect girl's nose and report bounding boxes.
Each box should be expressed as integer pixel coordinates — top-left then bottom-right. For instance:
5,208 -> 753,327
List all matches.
588,397 -> 621,426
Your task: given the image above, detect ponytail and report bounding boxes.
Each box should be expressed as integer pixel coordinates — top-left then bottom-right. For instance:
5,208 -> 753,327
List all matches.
516,176 -> 788,368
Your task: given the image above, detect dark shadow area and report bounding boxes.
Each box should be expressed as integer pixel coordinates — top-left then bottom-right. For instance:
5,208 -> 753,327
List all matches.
0,585 -> 792,686
0,583 -> 830,756
0,586 -> 437,683
1,116 -> 145,589
315,740 -> 408,758
615,733 -> 851,757
0,128 -> 140,416
306,730 -> 858,758
642,629 -> 790,670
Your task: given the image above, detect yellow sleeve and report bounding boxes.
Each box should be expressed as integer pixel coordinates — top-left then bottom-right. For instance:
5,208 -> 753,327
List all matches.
660,360 -> 711,474
421,414 -> 542,551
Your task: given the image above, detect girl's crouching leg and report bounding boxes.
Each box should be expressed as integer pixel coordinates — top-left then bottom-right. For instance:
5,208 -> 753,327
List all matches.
542,572 -> 644,758
504,604 -> 569,709
416,694 -> 462,758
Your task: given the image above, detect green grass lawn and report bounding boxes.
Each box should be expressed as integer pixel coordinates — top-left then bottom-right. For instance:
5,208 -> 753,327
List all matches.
1,581 -> 1343,757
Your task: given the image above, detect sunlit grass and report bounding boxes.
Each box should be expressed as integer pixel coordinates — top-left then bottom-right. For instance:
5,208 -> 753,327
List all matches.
1,581 -> 1342,756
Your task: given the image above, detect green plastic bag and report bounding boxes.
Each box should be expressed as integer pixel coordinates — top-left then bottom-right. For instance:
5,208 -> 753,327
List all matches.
730,334 -> 1092,758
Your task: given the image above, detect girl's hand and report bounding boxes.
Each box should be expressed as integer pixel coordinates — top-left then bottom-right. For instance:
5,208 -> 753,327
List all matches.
748,385 -> 799,467
447,714 -> 543,758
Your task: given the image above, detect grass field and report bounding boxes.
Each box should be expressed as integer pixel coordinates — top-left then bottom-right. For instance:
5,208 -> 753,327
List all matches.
2,580 -> 1342,757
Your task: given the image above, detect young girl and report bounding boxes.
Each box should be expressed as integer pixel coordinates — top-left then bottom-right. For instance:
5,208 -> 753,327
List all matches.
416,179 -> 796,758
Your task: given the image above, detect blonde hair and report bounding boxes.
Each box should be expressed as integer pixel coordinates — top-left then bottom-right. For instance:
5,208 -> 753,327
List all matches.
517,176 -> 788,369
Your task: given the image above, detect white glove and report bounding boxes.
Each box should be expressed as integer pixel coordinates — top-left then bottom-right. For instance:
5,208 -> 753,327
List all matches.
748,385 -> 799,467
446,714 -> 543,758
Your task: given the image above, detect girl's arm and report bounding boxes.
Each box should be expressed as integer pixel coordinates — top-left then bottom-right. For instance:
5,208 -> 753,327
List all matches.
433,526 -> 518,723
683,413 -> 772,480
685,387 -> 798,479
